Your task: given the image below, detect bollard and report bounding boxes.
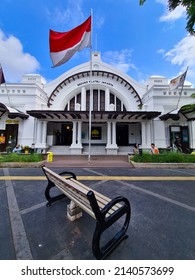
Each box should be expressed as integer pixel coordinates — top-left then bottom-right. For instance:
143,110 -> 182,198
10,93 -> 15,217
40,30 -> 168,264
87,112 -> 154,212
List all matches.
47,152 -> 53,162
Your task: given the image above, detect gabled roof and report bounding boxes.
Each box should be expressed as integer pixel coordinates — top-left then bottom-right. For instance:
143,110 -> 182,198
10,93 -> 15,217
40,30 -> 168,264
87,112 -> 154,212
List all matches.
159,109 -> 180,121
160,105 -> 195,121
0,103 -> 29,119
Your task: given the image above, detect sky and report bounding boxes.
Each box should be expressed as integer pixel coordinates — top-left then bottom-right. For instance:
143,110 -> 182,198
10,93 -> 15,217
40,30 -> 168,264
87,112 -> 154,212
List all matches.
0,0 -> 195,86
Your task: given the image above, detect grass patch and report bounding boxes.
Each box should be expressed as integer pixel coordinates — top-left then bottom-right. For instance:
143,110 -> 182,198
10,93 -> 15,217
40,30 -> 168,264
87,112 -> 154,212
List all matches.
132,152 -> 195,163
0,153 -> 44,163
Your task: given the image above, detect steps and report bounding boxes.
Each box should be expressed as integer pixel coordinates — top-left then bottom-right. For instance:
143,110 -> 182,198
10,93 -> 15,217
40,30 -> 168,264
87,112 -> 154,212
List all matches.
48,146 -> 70,155
48,145 -> 132,156
50,154 -> 129,163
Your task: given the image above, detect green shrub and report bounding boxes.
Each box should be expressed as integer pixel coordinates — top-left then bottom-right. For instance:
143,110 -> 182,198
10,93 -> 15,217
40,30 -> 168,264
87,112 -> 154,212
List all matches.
132,151 -> 195,163
0,153 -> 44,162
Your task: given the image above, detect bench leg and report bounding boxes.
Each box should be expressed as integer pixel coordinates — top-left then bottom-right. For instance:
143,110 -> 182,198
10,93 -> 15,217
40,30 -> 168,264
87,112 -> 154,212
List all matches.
67,201 -> 83,221
92,211 -> 130,260
87,191 -> 131,260
45,181 -> 66,207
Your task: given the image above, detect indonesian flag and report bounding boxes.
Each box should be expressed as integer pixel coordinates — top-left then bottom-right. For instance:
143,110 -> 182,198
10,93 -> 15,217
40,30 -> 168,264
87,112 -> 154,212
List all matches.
169,69 -> 187,90
49,16 -> 91,67
0,65 -> 5,85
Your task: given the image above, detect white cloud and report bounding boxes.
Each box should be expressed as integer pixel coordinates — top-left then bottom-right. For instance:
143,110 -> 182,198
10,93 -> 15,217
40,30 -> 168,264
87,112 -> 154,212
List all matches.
102,49 -> 137,73
156,0 -> 186,22
160,6 -> 186,22
157,48 -> 166,55
0,30 -> 40,82
46,0 -> 85,29
163,35 -> 195,80
94,15 -> 105,29
46,0 -> 104,31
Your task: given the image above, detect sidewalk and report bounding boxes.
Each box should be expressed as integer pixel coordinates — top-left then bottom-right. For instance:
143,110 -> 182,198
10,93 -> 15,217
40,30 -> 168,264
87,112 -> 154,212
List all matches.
45,155 -> 133,168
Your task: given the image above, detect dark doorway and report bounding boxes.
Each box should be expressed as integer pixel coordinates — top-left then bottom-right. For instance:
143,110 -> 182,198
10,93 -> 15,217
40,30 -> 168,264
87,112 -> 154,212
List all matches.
170,125 -> 190,153
116,124 -> 129,146
0,130 -> 6,152
5,124 -> 19,152
61,123 -> 73,145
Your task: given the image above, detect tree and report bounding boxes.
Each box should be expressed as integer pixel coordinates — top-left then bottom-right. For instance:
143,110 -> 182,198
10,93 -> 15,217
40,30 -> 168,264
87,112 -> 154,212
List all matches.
139,0 -> 195,35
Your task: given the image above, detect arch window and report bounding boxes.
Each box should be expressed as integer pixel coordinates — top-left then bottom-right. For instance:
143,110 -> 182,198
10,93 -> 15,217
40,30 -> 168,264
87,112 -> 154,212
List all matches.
100,90 -> 105,111
65,89 -> 126,111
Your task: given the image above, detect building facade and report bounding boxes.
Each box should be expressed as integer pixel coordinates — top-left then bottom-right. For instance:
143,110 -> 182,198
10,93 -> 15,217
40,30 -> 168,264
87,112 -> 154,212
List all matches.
0,52 -> 195,155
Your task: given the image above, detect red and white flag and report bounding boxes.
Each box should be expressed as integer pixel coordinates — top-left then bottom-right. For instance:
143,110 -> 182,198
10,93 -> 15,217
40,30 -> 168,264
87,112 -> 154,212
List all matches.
169,69 -> 187,90
49,16 -> 91,67
0,65 -> 5,85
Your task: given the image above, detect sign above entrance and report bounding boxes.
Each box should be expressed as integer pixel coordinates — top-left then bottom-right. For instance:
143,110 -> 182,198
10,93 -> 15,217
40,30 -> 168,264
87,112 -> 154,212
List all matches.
77,80 -> 113,87
6,120 -> 19,124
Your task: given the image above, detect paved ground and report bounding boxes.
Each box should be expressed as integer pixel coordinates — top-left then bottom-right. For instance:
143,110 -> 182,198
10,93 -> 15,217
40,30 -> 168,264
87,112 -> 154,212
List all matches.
0,161 -> 195,260
45,155 -> 132,168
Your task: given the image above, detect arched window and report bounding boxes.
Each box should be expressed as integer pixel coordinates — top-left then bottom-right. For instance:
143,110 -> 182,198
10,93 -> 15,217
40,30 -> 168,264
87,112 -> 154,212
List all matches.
65,89 -> 126,111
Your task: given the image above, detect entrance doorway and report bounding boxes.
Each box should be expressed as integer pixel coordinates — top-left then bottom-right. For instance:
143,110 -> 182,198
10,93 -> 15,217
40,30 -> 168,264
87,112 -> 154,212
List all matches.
116,124 -> 128,146
61,123 -> 73,145
4,124 -> 19,152
170,125 -> 190,153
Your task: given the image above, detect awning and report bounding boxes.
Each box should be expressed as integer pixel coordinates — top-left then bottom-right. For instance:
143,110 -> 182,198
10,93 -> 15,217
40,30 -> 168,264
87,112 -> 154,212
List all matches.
160,106 -> 195,121
26,110 -> 161,121
160,109 -> 180,121
179,104 -> 195,121
0,103 -> 29,119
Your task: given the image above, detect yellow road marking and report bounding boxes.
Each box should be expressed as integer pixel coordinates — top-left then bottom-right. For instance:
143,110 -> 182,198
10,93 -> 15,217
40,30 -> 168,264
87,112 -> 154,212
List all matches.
1,176 -> 195,181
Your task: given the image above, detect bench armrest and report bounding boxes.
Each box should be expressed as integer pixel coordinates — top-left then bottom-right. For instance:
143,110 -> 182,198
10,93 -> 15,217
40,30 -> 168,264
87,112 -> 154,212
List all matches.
58,171 -> 77,180
102,196 -> 130,217
87,191 -> 131,223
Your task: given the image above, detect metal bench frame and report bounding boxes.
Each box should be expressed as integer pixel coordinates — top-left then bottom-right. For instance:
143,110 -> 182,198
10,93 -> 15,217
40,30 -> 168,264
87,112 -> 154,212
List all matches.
42,166 -> 131,260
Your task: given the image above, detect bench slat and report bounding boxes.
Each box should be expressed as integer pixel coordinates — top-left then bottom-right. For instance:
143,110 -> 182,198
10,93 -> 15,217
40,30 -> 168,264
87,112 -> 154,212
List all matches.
67,177 -> 122,212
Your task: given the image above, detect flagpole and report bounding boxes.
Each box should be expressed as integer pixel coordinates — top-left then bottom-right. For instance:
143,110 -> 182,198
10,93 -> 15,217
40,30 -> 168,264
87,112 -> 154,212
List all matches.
88,9 -> 93,164
176,67 -> 188,110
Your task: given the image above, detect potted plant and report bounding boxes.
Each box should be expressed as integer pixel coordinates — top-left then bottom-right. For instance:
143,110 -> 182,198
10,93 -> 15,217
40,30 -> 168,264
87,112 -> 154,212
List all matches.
23,145 -> 30,154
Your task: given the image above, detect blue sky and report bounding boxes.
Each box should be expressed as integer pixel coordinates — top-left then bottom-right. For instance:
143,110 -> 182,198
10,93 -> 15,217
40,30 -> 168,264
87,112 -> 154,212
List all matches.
0,0 -> 194,86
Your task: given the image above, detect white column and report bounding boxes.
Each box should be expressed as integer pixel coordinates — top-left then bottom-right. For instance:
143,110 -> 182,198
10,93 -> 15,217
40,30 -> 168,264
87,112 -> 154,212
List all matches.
81,87 -> 86,111
112,122 -> 117,147
106,121 -> 118,154
141,122 -> 147,149
71,121 -> 77,146
146,122 -> 152,147
77,121 -> 82,146
42,121 -> 47,145
36,120 -> 42,144
70,121 -> 83,154
106,122 -> 111,147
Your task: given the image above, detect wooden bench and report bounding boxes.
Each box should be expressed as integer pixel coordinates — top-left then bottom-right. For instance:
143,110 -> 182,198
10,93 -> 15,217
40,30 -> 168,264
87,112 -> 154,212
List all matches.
42,166 -> 131,260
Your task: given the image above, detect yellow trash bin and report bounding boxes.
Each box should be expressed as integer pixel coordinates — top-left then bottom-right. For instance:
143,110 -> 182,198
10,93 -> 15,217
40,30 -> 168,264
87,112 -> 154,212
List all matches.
47,152 -> 53,162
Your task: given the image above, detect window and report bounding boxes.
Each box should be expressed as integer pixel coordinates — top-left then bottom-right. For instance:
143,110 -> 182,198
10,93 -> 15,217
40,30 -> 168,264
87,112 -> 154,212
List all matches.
93,90 -> 98,110
100,90 -> 105,111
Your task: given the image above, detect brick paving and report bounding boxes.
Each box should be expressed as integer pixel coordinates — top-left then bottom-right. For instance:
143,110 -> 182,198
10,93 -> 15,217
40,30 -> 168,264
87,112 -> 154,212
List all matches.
45,155 -> 133,168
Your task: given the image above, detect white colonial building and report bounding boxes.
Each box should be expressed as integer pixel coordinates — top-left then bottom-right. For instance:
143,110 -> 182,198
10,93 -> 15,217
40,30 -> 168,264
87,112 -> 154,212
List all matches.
0,52 -> 195,155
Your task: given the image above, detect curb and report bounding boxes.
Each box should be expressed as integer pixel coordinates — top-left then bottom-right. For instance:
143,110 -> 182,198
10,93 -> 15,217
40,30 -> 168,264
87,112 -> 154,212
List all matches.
131,161 -> 195,169
0,161 -> 46,168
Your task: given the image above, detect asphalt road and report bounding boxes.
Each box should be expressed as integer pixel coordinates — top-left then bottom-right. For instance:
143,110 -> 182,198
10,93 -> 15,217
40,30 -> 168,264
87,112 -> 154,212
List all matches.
0,167 -> 195,260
